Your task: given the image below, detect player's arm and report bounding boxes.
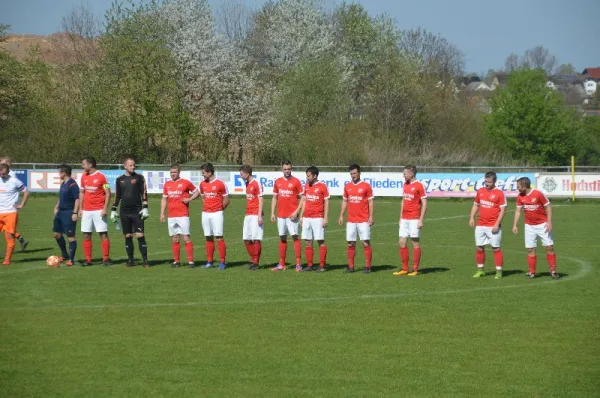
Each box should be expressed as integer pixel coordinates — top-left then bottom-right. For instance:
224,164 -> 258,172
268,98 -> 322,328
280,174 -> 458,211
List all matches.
494,205 -> 506,233
258,195 -> 264,225
512,206 -> 522,234
111,178 -> 121,221
368,197 -> 374,226
469,203 -> 479,227
54,199 -> 60,216
323,198 -> 329,227
140,176 -> 149,219
71,183 -> 80,220
78,187 -> 85,217
545,204 -> 552,232
15,187 -> 29,209
183,188 -> 200,203
298,194 -> 305,223
102,182 -> 111,217
291,195 -> 303,221
338,198 -> 347,226
222,195 -> 230,210
418,198 -> 427,228
160,195 -> 167,223
270,194 -> 277,223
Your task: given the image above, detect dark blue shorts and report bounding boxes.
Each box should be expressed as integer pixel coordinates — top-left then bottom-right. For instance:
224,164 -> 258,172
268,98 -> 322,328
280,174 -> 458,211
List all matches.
53,210 -> 76,236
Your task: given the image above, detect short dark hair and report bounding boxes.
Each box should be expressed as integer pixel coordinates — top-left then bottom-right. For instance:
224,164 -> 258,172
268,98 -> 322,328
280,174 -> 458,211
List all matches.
0,163 -> 9,172
517,176 -> 531,188
240,164 -> 253,174
59,164 -> 72,177
83,157 -> 97,168
484,171 -> 497,182
281,160 -> 292,167
349,164 -> 361,172
170,164 -> 181,171
201,163 -> 215,175
122,155 -> 136,164
306,166 -> 319,176
404,165 -> 417,175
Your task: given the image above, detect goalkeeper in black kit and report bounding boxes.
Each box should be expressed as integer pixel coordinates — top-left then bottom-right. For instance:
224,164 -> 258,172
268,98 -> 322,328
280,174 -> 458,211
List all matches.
111,156 -> 150,268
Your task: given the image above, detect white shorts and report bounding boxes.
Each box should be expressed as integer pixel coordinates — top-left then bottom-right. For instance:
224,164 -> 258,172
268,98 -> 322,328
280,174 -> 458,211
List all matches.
202,211 -> 224,237
525,223 -> 554,249
475,226 -> 502,247
399,218 -> 420,238
81,210 -> 108,233
301,218 -> 325,241
277,217 -> 299,236
346,222 -> 371,242
243,215 -> 264,241
168,217 -> 190,236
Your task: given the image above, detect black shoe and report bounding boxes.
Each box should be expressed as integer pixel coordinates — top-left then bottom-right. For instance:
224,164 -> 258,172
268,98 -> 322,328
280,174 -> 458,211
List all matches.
102,259 -> 113,266
171,262 -> 181,268
19,239 -> 29,252
551,272 -> 561,280
526,272 -> 536,279
344,267 -> 355,273
249,263 -> 259,271
363,267 -> 371,274
302,266 -> 315,272
79,260 -> 93,267
125,260 -> 135,268
188,262 -> 196,269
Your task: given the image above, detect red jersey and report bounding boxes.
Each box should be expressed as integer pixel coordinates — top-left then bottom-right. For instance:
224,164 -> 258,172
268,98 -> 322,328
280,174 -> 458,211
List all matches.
245,179 -> 264,215
474,187 -> 506,227
162,178 -> 197,217
303,181 -> 329,218
81,171 -> 108,211
516,189 -> 550,225
200,178 -> 228,213
401,180 -> 427,220
343,180 -> 373,223
273,176 -> 303,218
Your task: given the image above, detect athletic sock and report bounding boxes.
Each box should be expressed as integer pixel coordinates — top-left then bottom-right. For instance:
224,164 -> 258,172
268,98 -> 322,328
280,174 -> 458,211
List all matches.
172,242 -> 181,263
125,237 -> 134,261
56,236 -> 68,259
185,242 -> 194,263
137,237 -> 148,261
400,247 -> 409,271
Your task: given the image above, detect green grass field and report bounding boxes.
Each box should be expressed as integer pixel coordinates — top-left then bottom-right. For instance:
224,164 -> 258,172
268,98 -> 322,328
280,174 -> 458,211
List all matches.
1,196 -> 599,397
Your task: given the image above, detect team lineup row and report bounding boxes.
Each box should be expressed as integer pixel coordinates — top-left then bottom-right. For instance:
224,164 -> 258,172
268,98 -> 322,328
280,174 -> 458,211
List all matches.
0,157 -> 559,278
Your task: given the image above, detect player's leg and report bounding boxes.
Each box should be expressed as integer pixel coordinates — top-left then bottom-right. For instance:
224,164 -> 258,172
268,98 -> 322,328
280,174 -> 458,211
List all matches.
179,217 -> 194,267
80,211 -> 94,265
133,214 -> 148,268
14,231 -> 28,252
251,216 -> 263,270
301,218 -> 314,270
345,222 -> 357,272
359,222 -> 372,273
243,216 -> 255,266
394,219 -> 410,275
274,217 -> 288,270
408,220 -> 421,275
524,224 -> 538,278
213,211 -> 226,269
63,211 -> 77,266
289,218 -> 302,270
53,213 -> 69,261
545,245 -> 559,279
94,210 -> 111,265
473,226 -> 487,277
491,228 -> 503,279
121,213 -> 135,266
168,218 -> 181,267
201,212 -> 215,267
1,213 -> 17,265
314,218 -> 327,271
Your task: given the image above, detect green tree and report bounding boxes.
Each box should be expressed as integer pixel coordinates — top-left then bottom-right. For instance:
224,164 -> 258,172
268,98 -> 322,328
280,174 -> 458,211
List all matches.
485,69 -> 576,165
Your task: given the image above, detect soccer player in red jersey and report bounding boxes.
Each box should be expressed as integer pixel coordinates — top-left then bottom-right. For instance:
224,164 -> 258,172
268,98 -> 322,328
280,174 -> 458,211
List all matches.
239,165 -> 264,271
186,163 -> 229,270
161,165 -> 198,268
468,171 -> 507,279
338,164 -> 374,273
78,157 -> 111,266
393,165 -> 427,276
270,161 -> 304,271
512,177 -> 560,279
299,166 -> 329,272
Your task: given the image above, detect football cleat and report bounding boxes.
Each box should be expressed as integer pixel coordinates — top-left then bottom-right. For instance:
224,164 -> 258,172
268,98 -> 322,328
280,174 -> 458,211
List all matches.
125,260 -> 135,268
2,260 -> 10,266
363,268 -> 371,274
295,265 -> 303,272
102,259 -> 113,267
203,262 -> 214,269
271,264 -> 286,271
79,260 -> 93,267
65,260 -> 73,267
344,267 -> 355,273
19,239 -> 29,252
551,272 -> 560,280
316,267 -> 326,273
249,264 -> 259,271
494,270 -> 503,279
472,270 -> 486,278
408,271 -> 418,277
188,262 -> 196,268
526,272 -> 536,279
218,262 -> 226,270
393,270 -> 409,276
171,262 -> 181,268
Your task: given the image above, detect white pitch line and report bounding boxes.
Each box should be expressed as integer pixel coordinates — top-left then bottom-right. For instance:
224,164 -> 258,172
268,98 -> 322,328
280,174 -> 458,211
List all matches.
0,255 -> 591,311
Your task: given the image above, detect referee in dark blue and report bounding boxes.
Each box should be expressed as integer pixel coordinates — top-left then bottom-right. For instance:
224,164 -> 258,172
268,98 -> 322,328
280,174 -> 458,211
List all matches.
111,156 -> 150,268
53,164 -> 79,266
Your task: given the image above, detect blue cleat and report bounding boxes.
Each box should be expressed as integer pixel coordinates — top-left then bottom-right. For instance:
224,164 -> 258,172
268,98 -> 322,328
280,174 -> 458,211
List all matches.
218,262 -> 226,270
203,262 -> 214,269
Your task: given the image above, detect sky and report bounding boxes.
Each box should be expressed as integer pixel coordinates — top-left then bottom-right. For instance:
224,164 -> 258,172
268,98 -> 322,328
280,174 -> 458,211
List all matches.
2,0 -> 599,74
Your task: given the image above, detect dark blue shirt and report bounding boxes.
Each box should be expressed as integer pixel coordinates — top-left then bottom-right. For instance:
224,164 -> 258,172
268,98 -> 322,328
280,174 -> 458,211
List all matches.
59,178 -> 80,211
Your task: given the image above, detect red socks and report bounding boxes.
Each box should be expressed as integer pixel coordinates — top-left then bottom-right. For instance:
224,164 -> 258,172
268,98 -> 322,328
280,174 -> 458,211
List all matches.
319,245 -> 327,267
293,240 -> 301,264
172,242 -> 181,262
305,246 -> 314,266
254,241 -> 262,264
475,250 -> 485,266
493,249 -> 503,269
217,240 -> 226,263
528,255 -> 537,275
364,245 -> 372,268
546,253 -> 557,273
279,241 -> 287,266
400,247 -> 409,271
83,239 -> 92,262
347,246 -> 356,269
245,241 -> 254,260
101,239 -> 110,261
185,242 -> 194,263
413,248 -> 421,271
205,241 -> 215,263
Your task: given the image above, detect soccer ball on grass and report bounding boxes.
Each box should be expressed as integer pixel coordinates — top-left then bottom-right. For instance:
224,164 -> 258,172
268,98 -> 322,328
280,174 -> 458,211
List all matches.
46,255 -> 61,268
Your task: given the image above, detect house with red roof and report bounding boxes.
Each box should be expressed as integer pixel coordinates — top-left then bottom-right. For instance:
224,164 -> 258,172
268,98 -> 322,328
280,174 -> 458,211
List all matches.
581,68 -> 599,95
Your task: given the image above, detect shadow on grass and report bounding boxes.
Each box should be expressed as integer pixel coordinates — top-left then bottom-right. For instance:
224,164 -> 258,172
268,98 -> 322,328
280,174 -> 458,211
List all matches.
419,267 -> 450,274
16,247 -> 53,254
537,271 -> 568,278
503,269 -> 526,276
369,264 -> 396,273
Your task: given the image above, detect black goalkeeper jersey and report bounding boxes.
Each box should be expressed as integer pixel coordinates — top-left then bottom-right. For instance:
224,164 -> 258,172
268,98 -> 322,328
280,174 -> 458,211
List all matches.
113,173 -> 147,213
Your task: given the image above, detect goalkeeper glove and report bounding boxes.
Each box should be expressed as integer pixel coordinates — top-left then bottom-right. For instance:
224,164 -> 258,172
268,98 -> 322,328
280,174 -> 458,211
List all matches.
140,208 -> 149,220
110,211 -> 118,223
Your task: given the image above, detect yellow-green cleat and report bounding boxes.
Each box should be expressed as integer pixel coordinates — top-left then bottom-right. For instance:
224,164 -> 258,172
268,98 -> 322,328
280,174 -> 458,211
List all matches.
473,270 -> 486,278
495,270 -> 503,279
